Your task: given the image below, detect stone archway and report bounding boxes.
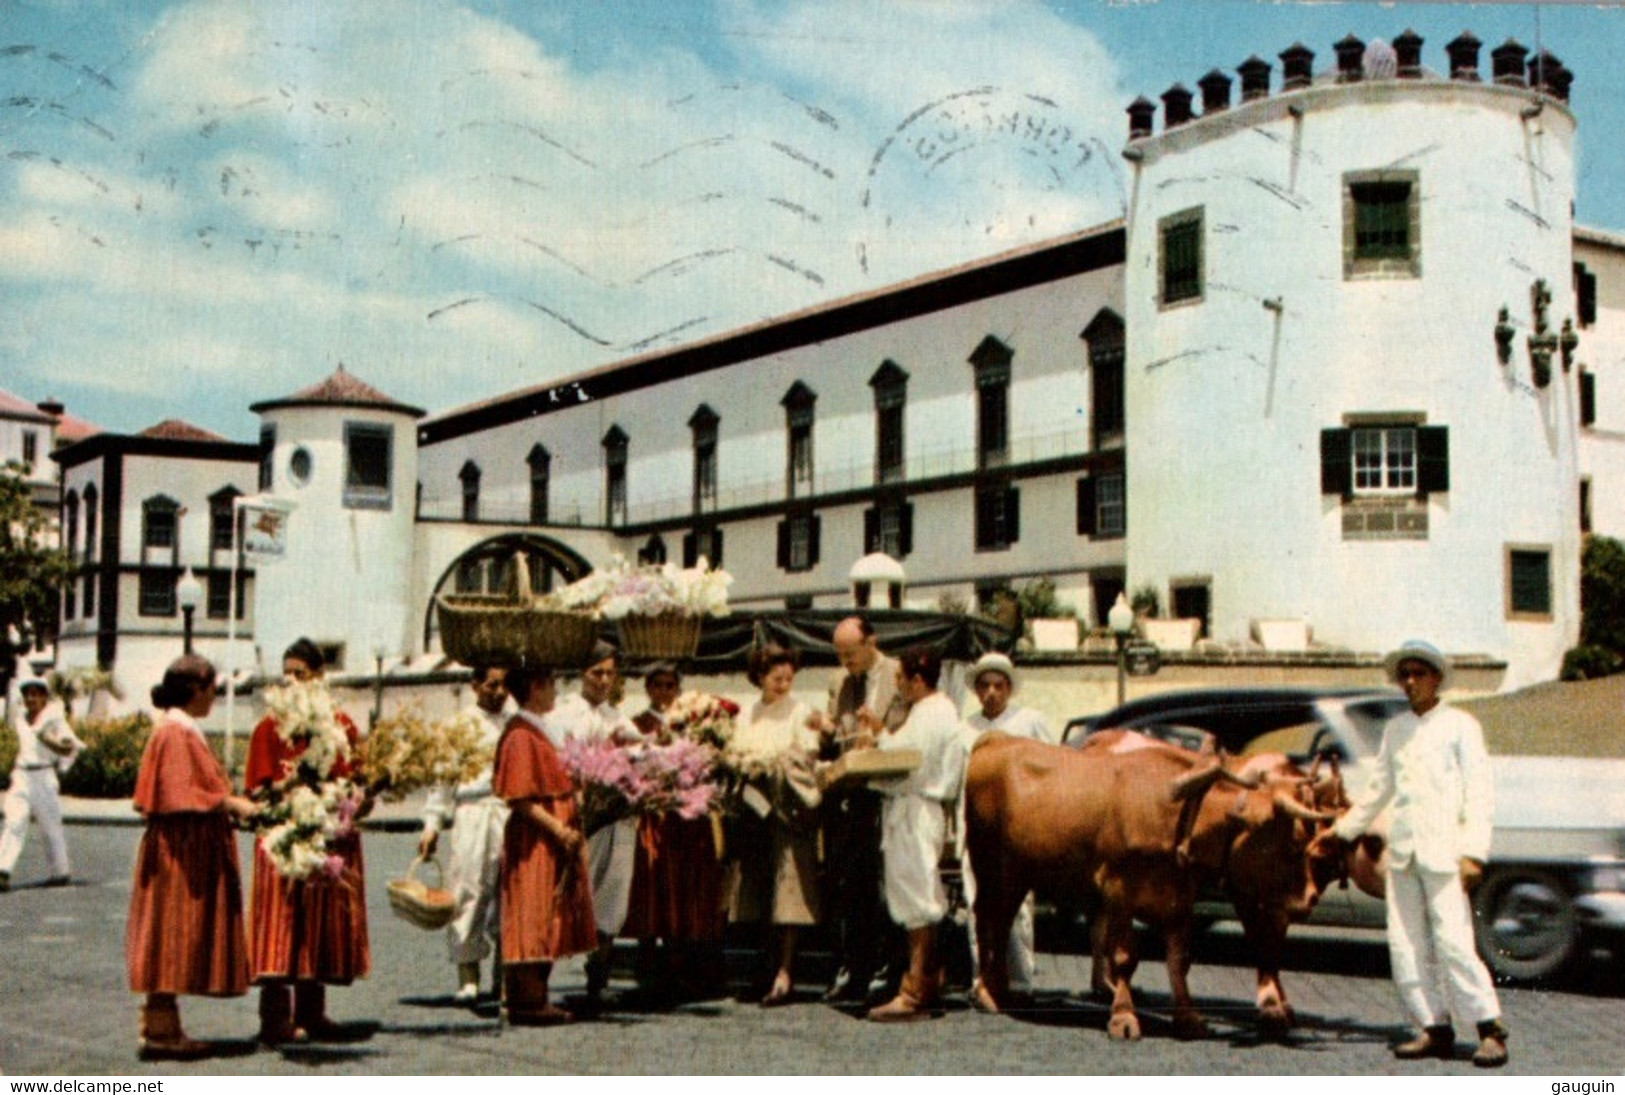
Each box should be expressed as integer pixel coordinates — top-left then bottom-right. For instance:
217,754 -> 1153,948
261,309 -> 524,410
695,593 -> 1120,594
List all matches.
421,531 -> 594,650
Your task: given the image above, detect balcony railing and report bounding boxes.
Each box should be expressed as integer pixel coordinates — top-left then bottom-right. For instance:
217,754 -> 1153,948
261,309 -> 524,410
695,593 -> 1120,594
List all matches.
417,424 -> 1092,529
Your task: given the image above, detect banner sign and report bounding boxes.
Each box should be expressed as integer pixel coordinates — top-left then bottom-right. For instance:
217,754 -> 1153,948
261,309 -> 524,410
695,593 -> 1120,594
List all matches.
240,497 -> 293,563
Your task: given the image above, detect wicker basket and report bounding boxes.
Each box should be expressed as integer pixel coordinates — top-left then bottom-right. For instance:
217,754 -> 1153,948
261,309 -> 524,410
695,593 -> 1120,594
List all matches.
387,855 -> 456,931
617,613 -> 702,660
437,596 -> 598,667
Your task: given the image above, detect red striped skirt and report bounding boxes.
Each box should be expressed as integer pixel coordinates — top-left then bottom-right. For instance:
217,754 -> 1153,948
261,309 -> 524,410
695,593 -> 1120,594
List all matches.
126,813 -> 249,997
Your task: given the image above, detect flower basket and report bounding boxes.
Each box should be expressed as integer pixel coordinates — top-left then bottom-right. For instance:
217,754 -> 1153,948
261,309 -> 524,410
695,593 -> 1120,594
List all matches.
617,613 -> 702,660
387,855 -> 457,930
436,596 -> 598,667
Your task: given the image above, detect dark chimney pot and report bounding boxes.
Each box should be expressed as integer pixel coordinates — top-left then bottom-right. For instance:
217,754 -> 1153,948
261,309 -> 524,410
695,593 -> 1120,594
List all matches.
1279,42 -> 1315,91
1491,38 -> 1528,86
1393,29 -> 1424,78
1237,55 -> 1272,101
1198,69 -> 1232,113
1335,33 -> 1365,82
1549,62 -> 1573,102
1126,96 -> 1156,139
36,399 -> 64,418
1162,84 -> 1194,128
1445,31 -> 1482,81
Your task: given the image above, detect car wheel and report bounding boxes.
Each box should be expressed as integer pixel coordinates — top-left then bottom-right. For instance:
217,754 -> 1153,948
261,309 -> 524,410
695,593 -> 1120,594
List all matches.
1471,868 -> 1579,983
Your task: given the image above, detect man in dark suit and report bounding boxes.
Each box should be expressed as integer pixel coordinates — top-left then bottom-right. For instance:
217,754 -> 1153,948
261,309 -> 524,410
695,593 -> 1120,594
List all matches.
816,616 -> 909,1002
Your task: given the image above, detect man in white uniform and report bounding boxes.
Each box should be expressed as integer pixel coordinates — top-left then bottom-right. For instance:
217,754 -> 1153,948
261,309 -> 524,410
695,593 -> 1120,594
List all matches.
959,652 -> 1051,1001
866,649 -> 965,1022
1327,639 -> 1508,1068
549,642 -> 640,1002
1,677 -> 77,891
418,664 -> 513,1002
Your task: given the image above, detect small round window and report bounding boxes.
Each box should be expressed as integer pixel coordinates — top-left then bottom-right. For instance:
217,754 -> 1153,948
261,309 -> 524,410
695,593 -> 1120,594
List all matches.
288,446 -> 313,487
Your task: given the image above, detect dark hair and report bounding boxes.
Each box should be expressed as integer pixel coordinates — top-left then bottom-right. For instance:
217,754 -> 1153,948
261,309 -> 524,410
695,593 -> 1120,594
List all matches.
747,642 -> 799,687
283,637 -> 324,672
151,655 -> 217,710
470,663 -> 501,686
897,647 -> 942,690
505,664 -> 555,704
588,640 -> 619,667
837,615 -> 876,641
643,662 -> 681,686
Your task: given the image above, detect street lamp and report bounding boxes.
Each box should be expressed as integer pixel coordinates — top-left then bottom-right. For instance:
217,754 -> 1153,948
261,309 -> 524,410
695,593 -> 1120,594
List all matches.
175,567 -> 204,655
371,643 -> 389,729
1108,591 -> 1136,707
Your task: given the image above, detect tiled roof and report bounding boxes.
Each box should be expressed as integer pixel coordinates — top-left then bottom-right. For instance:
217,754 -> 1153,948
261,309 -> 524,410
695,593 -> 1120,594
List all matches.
0,388 -> 55,424
250,364 -> 425,417
52,413 -> 100,443
137,419 -> 228,442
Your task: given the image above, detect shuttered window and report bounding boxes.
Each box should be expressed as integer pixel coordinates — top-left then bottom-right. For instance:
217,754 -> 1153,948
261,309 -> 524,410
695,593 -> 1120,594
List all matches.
1507,547 -> 1552,618
1159,209 -> 1203,306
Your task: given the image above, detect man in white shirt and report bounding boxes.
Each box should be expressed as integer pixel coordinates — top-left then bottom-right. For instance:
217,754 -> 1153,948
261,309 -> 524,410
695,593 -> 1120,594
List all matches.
549,642 -> 640,1002
866,649 -> 965,1022
959,652 -> 1051,1001
1,677 -> 76,891
417,664 -> 513,1002
1327,640 -> 1508,1068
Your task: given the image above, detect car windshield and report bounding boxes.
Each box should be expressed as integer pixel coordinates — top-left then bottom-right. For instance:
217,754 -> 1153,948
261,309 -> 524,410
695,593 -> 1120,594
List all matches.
1339,696 -> 1409,756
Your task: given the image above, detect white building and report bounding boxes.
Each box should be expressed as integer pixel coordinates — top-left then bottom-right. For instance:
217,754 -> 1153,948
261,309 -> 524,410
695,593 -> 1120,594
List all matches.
50,28 -> 1623,692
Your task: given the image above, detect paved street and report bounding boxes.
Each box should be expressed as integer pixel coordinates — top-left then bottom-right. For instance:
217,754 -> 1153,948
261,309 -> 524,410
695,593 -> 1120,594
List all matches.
0,826 -> 1621,1076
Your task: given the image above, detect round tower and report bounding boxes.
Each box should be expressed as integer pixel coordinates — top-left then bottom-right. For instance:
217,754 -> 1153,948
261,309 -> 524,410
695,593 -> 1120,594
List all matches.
1121,33 -> 1580,687
249,365 -> 425,675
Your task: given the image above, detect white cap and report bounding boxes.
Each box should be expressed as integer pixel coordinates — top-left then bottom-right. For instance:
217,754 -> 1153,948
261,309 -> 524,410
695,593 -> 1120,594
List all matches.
17,676 -> 49,694
970,652 -> 1018,691
1383,639 -> 1451,688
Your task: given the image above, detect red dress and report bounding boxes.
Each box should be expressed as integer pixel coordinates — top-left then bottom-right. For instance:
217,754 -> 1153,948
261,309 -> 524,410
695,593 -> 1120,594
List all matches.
246,710 -> 370,984
126,714 -> 250,996
492,715 -> 596,963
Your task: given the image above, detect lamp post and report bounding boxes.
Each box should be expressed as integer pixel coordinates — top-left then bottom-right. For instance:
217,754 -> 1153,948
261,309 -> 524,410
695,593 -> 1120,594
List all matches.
175,567 -> 204,655
371,643 -> 388,729
1108,591 -> 1136,707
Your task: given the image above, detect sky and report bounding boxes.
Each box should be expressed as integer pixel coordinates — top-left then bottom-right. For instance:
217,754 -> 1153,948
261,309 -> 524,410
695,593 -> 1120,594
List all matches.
3,0 -> 1623,441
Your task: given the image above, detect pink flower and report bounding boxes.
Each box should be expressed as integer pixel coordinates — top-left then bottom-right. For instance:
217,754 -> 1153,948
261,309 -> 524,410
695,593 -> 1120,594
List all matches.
323,854 -> 346,880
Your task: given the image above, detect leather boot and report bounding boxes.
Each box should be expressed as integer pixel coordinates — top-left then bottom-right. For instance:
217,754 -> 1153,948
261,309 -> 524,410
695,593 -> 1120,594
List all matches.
1473,1019 -> 1509,1068
867,972 -> 936,1023
139,997 -> 209,1061
506,963 -> 572,1026
1393,1024 -> 1456,1060
257,983 -> 305,1046
294,982 -> 343,1041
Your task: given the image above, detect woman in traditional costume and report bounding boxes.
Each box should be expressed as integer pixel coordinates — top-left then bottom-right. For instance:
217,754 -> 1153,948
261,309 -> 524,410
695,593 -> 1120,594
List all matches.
246,637 -> 370,1044
126,655 -> 258,1060
624,663 -> 726,1000
494,664 -> 597,1024
726,644 -> 821,1007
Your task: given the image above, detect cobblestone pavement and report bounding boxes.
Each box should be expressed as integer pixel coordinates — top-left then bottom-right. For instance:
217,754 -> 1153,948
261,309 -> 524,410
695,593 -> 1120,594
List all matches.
0,828 -> 1620,1076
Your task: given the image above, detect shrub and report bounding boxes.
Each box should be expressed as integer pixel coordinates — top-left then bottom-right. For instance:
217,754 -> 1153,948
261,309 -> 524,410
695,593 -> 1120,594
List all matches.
1130,583 -> 1162,619
1579,535 -> 1625,660
0,721 -> 14,791
59,713 -> 152,798
1561,644 -> 1623,682
1015,577 -> 1074,620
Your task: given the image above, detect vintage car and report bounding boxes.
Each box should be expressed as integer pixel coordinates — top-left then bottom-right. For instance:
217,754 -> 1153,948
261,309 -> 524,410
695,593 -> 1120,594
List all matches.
1061,686 -> 1625,983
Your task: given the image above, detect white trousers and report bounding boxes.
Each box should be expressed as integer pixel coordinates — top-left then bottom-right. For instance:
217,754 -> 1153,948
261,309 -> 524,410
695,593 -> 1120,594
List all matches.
881,795 -> 947,931
1385,864 -> 1501,1029
961,859 -> 1037,993
0,768 -> 70,878
587,817 -> 638,936
445,797 -> 509,964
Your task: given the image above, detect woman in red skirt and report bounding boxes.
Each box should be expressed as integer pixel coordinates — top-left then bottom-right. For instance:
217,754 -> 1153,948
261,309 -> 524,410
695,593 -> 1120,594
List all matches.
126,655 -> 259,1060
246,638 -> 370,1044
493,664 -> 596,1025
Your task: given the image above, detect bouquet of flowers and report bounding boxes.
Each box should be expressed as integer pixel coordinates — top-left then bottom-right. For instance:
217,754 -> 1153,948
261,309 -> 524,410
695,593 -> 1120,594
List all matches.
249,678 -> 363,880
539,554 -> 733,620
361,703 -> 494,802
665,691 -> 739,751
560,735 -> 722,834
255,780 -> 366,881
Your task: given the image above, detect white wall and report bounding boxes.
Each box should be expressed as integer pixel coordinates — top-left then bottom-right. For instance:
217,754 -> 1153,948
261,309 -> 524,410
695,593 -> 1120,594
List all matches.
1125,79 -> 1579,687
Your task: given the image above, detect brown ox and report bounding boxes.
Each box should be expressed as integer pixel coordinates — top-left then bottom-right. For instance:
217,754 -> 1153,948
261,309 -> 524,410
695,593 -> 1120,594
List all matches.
964,729 -> 1347,1040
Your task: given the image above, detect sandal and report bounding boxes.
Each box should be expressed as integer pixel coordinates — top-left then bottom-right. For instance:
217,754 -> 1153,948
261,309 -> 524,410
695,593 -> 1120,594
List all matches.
760,973 -> 794,1008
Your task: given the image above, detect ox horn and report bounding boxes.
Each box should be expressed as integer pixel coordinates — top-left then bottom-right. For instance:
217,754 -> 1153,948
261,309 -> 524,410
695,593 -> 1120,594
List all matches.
1273,791 -> 1339,823
1170,761 -> 1223,801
